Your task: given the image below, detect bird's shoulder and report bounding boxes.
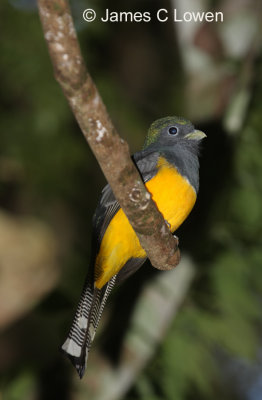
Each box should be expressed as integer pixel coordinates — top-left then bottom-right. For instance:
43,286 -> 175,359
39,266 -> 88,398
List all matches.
132,149 -> 160,183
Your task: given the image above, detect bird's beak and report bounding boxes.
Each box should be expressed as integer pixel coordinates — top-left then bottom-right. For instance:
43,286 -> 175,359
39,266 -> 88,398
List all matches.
185,130 -> 207,141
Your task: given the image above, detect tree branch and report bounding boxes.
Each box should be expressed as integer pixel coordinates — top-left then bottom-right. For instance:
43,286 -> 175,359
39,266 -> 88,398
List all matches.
37,0 -> 180,270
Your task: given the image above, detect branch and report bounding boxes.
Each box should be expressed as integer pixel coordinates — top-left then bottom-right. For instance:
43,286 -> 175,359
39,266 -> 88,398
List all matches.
37,0 -> 180,270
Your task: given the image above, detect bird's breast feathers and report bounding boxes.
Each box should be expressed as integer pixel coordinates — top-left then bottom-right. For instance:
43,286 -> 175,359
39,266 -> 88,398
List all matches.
94,156 -> 196,289
148,156 -> 197,232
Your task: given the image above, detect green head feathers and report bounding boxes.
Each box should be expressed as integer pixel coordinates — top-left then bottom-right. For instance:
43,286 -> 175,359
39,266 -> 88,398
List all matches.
143,116 -> 193,148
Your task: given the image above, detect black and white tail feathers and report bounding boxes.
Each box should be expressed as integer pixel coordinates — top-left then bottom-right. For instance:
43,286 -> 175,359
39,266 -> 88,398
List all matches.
61,158 -> 153,377
61,275 -> 117,378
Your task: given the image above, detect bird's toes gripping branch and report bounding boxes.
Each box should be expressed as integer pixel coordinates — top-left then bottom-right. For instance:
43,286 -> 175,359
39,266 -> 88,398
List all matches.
172,233 -> 179,245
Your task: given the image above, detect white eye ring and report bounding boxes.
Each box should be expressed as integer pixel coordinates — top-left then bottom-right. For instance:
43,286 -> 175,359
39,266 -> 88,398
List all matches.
168,126 -> 178,135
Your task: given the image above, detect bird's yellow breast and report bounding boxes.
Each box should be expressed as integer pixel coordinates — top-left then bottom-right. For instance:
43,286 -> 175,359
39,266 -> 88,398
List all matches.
94,157 -> 196,289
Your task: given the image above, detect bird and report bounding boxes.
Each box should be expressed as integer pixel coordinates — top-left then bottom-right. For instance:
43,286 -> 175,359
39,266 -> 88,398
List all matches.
62,116 -> 206,378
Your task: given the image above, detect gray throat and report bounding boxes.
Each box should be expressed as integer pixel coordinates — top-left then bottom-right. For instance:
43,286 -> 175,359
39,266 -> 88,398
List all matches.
163,146 -> 200,193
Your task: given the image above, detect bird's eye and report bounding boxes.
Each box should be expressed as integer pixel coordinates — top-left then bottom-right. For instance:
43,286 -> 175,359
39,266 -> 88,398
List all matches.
168,126 -> 178,135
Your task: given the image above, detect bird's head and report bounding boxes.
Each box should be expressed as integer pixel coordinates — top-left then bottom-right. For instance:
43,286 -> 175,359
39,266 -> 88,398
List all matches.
143,116 -> 206,151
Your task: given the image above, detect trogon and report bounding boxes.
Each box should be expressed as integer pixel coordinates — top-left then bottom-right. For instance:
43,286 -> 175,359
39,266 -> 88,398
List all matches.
62,116 -> 206,378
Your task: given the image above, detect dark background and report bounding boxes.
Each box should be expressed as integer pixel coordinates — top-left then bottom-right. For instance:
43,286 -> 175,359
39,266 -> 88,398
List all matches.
1,0 -> 262,399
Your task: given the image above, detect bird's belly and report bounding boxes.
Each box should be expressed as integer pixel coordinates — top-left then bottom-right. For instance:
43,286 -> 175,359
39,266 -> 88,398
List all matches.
95,164 -> 196,289
147,163 -> 197,232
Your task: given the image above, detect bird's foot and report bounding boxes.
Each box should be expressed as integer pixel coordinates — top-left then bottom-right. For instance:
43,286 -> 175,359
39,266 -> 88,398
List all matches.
172,233 -> 179,246
165,220 -> 171,229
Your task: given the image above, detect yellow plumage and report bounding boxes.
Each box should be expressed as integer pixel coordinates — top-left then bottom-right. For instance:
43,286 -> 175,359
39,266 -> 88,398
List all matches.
95,157 -> 196,289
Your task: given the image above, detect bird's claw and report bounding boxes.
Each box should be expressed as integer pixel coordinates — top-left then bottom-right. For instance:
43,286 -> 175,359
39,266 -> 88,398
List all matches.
165,219 -> 171,229
172,233 -> 179,244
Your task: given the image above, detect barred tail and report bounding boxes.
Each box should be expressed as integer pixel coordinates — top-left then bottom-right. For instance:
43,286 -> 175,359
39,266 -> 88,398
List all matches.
61,275 -> 117,378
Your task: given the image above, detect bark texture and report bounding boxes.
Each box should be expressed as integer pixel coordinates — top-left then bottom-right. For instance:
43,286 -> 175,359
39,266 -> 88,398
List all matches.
37,0 -> 180,270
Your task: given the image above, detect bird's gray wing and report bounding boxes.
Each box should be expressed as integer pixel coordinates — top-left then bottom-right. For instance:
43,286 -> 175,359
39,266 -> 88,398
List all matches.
132,150 -> 159,183
92,183 -> 120,254
92,150 -> 160,254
